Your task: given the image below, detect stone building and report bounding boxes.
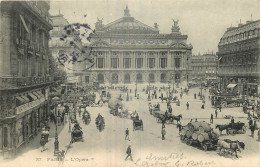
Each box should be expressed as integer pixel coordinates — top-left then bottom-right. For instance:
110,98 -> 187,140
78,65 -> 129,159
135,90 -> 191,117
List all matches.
49,12 -> 82,81
0,1 -> 53,158
191,53 -> 218,83
217,20 -> 260,97
74,6 -> 192,86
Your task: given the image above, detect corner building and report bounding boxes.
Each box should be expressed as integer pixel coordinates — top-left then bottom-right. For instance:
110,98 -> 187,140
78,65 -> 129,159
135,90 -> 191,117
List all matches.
217,20 -> 260,97
0,1 -> 53,158
79,6 -> 192,85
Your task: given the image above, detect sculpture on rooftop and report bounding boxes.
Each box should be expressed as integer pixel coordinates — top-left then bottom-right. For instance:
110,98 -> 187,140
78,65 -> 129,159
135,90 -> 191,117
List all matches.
171,19 -> 180,33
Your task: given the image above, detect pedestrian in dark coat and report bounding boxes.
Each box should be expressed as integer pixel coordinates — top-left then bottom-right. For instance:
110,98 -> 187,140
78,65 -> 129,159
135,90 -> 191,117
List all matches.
210,113 -> 214,124
249,118 -> 253,127
201,103 -> 205,109
194,93 -> 196,99
215,109 -> 218,118
40,136 -> 46,152
125,145 -> 133,161
186,102 -> 189,110
177,123 -> 182,135
250,120 -> 258,137
125,128 -> 130,141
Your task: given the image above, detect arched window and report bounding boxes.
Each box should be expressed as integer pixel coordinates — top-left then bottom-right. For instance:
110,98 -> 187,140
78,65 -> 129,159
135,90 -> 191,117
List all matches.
124,74 -> 130,83
175,73 -> 180,83
149,73 -> 155,83
160,73 -> 166,83
136,73 -> 143,83
97,74 -> 104,84
112,73 -> 118,84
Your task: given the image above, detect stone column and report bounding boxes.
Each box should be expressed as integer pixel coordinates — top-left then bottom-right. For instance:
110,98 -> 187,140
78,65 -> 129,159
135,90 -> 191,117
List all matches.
108,51 -> 111,70
143,52 -> 147,69
132,52 -> 135,69
120,52 -> 123,69
167,50 -> 171,69
156,52 -> 159,68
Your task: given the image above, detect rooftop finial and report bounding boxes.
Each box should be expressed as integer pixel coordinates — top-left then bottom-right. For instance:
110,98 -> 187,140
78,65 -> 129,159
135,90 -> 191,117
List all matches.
124,5 -> 130,17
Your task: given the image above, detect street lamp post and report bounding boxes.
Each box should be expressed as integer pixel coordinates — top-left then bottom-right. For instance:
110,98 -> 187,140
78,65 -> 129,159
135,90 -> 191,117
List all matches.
200,82 -> 203,100
68,106 -> 71,132
53,97 -> 59,156
148,80 -> 151,101
135,79 -> 137,97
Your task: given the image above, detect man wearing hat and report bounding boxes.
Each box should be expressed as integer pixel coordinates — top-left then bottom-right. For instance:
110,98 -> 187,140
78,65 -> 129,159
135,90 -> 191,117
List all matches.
125,145 -> 133,161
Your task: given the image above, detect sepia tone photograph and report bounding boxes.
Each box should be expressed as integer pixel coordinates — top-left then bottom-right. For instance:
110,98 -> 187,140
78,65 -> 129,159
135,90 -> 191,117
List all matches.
0,0 -> 260,167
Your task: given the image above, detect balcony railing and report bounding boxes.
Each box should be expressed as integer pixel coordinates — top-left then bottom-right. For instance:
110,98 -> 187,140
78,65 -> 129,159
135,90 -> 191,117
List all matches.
0,75 -> 53,90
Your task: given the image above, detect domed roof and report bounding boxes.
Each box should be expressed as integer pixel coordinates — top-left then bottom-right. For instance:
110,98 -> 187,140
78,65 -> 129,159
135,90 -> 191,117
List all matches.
97,6 -> 159,34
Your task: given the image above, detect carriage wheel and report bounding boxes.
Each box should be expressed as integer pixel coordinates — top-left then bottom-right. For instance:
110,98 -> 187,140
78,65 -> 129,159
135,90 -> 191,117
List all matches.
185,139 -> 190,145
220,148 -> 225,155
221,102 -> 227,108
202,144 -> 207,151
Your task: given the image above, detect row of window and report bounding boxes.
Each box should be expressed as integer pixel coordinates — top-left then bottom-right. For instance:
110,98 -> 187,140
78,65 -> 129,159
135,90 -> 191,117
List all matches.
17,55 -> 46,77
96,58 -> 181,69
16,14 -> 48,48
220,29 -> 259,44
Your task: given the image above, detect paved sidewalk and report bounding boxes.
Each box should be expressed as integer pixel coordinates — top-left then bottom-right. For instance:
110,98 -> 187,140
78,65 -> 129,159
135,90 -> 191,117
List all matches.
1,118 -> 72,167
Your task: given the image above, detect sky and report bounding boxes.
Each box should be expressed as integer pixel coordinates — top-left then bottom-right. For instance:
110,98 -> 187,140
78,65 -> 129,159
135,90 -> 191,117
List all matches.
49,0 -> 260,55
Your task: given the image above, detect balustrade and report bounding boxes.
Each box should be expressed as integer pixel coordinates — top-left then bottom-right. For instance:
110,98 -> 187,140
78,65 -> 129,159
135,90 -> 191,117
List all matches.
0,75 -> 53,89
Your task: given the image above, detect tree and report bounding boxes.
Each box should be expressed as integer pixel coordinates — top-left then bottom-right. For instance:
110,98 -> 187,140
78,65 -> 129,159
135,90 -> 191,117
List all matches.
49,54 -> 67,83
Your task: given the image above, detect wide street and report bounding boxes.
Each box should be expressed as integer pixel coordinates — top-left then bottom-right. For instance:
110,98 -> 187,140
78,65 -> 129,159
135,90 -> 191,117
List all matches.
3,85 -> 258,167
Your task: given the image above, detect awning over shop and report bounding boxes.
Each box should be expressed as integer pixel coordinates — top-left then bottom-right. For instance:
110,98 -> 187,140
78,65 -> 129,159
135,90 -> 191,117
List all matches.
32,92 -> 41,99
36,91 -> 45,98
28,93 -> 38,100
16,96 -> 26,103
21,95 -> 30,103
227,84 -> 237,88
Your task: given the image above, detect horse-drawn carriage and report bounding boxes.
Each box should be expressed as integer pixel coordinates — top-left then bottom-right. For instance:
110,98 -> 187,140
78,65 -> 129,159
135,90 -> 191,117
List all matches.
71,123 -> 83,143
180,122 -> 219,151
89,99 -> 103,107
159,96 -> 178,103
133,119 -> 143,131
153,110 -> 182,124
217,139 -> 245,158
215,122 -> 247,135
71,129 -> 83,143
95,115 -> 105,132
82,111 -> 91,125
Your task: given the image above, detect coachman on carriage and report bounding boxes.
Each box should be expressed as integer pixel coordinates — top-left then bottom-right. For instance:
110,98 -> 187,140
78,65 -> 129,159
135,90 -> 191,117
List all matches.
82,110 -> 91,125
132,115 -> 143,131
95,114 -> 105,132
71,122 -> 83,143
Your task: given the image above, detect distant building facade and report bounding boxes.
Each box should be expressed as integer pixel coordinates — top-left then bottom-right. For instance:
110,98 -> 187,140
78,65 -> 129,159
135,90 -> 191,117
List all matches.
49,13 -> 82,84
217,20 -> 260,97
191,53 -> 218,82
74,6 -> 193,86
0,1 -> 52,158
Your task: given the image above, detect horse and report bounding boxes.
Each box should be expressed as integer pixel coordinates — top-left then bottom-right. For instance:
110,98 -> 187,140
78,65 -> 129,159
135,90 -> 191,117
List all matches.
216,124 -> 230,135
218,139 -> 244,158
159,96 -> 168,103
168,114 -> 182,124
